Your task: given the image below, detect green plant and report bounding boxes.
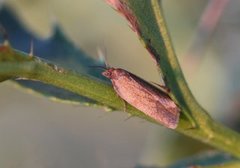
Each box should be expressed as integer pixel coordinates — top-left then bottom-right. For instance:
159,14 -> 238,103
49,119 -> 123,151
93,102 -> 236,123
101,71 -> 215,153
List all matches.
0,0 -> 239,167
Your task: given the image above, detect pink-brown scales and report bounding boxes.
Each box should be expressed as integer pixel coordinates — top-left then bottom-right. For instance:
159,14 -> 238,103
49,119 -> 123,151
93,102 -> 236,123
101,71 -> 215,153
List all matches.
102,68 -> 180,129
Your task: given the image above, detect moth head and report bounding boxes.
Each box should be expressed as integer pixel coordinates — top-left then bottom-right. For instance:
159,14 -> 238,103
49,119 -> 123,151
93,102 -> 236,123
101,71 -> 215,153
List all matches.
102,68 -> 116,79
103,68 -> 126,79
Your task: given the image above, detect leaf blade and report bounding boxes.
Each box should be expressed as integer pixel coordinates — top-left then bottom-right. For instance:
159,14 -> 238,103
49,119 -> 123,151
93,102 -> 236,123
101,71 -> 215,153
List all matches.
0,6 -> 108,105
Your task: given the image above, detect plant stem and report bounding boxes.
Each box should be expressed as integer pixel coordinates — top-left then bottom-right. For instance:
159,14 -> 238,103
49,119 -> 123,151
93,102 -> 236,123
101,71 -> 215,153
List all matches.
121,0 -> 240,157
1,49 -> 240,157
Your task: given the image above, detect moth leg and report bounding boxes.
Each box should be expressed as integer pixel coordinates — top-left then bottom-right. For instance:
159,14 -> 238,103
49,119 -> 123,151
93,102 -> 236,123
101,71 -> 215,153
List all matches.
116,93 -> 128,112
185,124 -> 198,130
124,114 -> 134,121
151,82 -> 170,93
122,99 -> 127,112
120,99 -> 134,121
114,91 -> 130,119
184,115 -> 198,130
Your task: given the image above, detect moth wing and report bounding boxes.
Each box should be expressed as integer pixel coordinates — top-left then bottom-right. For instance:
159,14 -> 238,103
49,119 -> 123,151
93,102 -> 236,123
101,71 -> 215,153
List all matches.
155,96 -> 180,115
127,73 -> 180,115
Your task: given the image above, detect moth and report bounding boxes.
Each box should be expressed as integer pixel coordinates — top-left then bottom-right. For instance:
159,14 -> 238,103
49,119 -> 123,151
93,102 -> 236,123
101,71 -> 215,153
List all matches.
102,67 -> 180,129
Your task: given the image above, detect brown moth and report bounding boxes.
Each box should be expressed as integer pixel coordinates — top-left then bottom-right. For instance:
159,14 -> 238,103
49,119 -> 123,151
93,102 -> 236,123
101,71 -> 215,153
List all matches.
102,68 -> 180,129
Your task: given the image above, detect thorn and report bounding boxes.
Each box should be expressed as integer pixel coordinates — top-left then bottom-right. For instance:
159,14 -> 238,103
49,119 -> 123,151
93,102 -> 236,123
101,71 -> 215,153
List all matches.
49,13 -> 58,28
29,39 -> 34,57
185,126 -> 197,130
0,25 -> 9,46
3,39 -> 9,46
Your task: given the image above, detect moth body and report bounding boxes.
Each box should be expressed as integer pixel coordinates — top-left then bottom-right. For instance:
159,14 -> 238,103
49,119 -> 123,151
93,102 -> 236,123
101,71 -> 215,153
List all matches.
102,68 -> 180,129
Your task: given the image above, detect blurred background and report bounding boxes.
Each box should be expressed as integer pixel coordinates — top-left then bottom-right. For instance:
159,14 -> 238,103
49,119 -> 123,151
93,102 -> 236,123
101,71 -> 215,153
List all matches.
0,0 -> 240,167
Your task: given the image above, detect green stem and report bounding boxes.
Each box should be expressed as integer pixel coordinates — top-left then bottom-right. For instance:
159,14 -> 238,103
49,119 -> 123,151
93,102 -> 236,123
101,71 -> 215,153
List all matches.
122,0 -> 240,157
0,49 -> 160,123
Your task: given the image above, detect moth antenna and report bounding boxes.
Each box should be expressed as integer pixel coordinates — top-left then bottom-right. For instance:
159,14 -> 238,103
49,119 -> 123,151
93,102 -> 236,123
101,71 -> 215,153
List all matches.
88,65 -> 107,70
0,25 -> 9,46
151,81 -> 170,94
97,46 -> 110,68
29,39 -> 34,57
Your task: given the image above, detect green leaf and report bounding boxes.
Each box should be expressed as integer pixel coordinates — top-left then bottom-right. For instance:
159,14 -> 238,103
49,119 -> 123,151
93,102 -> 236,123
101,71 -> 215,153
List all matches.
136,151 -> 239,168
0,6 -> 108,106
168,151 -> 237,168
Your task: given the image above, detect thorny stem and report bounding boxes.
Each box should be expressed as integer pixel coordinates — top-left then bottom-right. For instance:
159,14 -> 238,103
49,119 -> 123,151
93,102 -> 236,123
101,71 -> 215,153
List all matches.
0,47 -> 161,124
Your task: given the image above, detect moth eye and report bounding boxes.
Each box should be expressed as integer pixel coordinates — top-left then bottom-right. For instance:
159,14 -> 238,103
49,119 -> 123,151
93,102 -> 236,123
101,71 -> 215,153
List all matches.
102,71 -> 111,78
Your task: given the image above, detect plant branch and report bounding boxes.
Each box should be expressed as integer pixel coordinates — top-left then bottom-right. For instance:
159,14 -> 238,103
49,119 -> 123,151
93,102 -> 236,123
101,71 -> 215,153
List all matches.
114,0 -> 240,157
